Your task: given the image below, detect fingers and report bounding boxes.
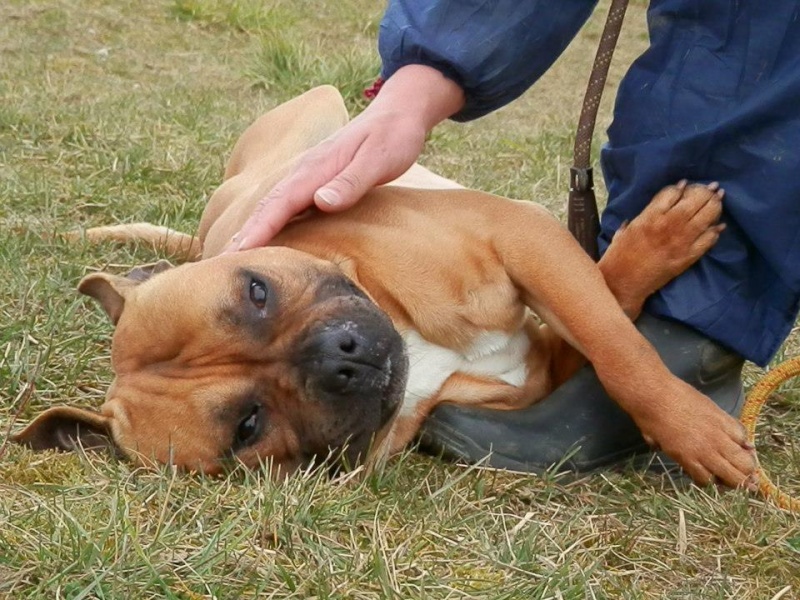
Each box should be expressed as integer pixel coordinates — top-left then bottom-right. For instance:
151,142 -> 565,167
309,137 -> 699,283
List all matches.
226,131 -> 370,252
227,174 -> 318,252
312,117 -> 425,213
313,144 -> 395,213
226,112 -> 425,252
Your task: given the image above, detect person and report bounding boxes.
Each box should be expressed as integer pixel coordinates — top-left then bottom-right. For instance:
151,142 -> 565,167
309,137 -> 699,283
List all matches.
226,1 -> 800,484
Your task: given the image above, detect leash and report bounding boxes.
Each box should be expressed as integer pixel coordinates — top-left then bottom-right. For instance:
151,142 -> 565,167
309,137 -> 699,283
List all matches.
570,1 -> 799,511
568,0 -> 629,261
741,356 -> 800,512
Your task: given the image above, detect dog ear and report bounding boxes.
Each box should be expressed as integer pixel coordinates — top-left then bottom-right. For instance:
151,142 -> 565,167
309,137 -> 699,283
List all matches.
10,406 -> 119,454
78,261 -> 174,324
78,272 -> 138,325
125,259 -> 174,283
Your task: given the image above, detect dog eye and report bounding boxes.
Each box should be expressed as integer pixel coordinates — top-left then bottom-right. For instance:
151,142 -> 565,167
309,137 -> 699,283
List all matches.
249,278 -> 268,309
235,405 -> 262,448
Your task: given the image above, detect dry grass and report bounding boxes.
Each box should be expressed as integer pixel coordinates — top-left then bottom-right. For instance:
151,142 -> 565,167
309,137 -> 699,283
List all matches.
1,0 -> 799,597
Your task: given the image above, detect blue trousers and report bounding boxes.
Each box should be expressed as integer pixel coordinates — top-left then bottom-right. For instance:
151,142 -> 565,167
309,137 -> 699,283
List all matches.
600,1 -> 800,366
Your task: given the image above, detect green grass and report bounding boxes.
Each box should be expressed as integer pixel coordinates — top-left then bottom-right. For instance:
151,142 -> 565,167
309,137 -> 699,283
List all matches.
1,0 -> 798,597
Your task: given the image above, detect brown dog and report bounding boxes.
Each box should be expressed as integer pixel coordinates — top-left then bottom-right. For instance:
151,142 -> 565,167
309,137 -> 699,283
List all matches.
13,86 -> 755,486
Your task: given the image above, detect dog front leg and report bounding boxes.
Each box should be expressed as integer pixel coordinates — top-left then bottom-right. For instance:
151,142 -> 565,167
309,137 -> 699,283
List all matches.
491,199 -> 754,488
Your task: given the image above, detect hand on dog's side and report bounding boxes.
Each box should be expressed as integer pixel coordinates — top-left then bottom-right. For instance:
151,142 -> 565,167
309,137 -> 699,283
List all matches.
227,65 -> 463,252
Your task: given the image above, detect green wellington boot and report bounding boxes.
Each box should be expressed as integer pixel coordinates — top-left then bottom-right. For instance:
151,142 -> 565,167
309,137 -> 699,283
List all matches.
417,313 -> 745,475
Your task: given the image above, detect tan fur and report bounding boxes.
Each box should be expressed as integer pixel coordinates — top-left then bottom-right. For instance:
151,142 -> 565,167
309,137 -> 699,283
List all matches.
15,86 -> 749,485
64,224 -> 202,262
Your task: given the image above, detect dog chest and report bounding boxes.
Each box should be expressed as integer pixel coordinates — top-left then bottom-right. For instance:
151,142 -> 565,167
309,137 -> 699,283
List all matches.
399,329 -> 529,417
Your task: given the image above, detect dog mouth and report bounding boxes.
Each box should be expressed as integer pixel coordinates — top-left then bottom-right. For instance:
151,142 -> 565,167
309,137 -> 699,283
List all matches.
292,310 -> 407,469
332,343 -> 407,471
378,347 -> 408,426
302,326 -> 407,428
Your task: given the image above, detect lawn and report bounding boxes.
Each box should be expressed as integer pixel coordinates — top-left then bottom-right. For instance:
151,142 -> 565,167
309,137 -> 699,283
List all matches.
1,0 -> 798,598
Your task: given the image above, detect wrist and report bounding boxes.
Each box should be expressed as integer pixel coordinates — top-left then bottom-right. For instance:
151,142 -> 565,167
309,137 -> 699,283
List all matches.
371,64 -> 465,132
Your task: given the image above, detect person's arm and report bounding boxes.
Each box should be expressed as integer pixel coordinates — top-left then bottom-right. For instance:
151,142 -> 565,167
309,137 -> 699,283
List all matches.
380,0 -> 598,121
229,0 -> 597,251
229,65 -> 463,251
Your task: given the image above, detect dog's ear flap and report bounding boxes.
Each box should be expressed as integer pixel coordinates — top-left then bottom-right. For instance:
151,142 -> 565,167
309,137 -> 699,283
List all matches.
125,259 -> 174,283
10,406 -> 118,454
78,261 -> 174,324
78,273 -> 138,325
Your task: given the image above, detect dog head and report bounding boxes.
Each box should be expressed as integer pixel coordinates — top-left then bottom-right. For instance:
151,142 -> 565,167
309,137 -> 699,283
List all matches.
13,248 -> 408,476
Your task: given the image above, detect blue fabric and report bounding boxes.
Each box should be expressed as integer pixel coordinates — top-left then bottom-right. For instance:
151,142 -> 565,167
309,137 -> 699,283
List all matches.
379,0 -> 598,121
379,0 -> 800,366
599,1 -> 800,366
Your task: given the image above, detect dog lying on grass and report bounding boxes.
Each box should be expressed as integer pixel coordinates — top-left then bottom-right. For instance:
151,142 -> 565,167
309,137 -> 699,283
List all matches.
13,86 -> 755,487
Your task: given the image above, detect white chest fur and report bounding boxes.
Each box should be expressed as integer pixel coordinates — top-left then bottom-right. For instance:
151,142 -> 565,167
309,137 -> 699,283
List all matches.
400,329 -> 529,417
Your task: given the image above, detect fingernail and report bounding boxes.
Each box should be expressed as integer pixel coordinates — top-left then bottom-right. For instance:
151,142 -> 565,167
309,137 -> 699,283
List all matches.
230,232 -> 240,244
315,188 -> 340,207
235,236 -> 249,251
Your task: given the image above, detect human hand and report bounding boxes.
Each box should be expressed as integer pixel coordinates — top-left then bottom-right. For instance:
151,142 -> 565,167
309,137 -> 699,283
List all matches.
228,107 -> 426,251
227,65 -> 465,251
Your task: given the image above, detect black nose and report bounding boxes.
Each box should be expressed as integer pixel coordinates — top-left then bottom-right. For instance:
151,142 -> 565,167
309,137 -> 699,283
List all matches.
308,322 -> 393,396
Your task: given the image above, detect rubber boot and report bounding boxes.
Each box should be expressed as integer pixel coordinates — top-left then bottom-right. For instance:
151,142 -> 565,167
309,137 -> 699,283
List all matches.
417,313 -> 745,474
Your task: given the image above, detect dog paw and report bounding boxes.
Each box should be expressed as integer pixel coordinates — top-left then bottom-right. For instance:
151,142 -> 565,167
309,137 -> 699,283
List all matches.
602,181 -> 725,305
638,381 -> 758,490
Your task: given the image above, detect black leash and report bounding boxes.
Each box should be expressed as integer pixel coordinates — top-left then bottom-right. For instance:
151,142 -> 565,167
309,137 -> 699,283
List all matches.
568,0 -> 630,260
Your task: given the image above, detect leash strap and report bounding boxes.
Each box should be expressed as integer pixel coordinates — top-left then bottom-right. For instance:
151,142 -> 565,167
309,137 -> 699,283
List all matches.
741,356 -> 800,513
568,0 -> 629,260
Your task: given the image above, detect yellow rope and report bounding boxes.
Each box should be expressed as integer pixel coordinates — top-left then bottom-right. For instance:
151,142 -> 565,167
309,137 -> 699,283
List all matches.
740,355 -> 800,512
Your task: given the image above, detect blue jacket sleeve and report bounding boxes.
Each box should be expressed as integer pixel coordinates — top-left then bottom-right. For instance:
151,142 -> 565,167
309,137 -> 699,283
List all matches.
379,0 -> 598,121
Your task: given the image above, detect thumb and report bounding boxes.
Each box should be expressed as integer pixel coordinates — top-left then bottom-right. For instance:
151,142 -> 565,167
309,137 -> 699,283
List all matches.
312,146 -> 398,212
313,171 -> 368,213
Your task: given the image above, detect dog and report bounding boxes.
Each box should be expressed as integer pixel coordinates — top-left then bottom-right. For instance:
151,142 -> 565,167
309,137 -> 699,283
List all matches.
12,86 -> 755,486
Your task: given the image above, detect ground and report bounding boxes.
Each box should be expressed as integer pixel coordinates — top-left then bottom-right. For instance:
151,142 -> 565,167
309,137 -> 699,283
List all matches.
0,0 -> 798,598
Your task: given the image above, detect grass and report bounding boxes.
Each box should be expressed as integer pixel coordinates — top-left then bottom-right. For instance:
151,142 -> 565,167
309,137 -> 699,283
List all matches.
0,0 -> 798,597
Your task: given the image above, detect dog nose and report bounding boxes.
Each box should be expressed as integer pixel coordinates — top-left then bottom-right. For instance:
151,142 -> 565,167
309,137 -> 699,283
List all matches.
311,323 -> 392,395
309,320 -> 400,396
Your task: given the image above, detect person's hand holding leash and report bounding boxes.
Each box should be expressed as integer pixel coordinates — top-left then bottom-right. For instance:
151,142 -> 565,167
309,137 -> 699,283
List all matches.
227,65 -> 465,251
